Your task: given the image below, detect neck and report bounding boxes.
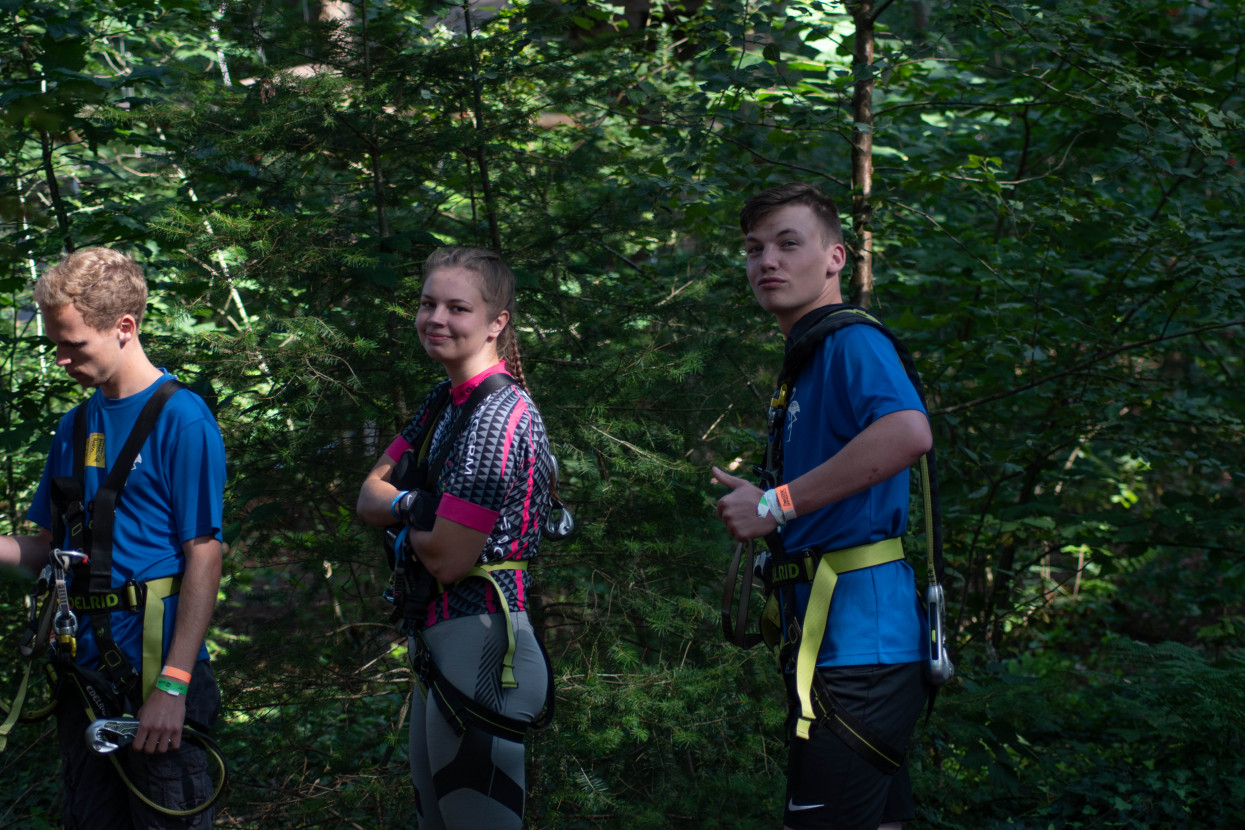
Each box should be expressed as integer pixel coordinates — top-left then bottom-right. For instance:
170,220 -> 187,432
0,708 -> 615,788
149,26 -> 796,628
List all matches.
444,351 -> 502,388
101,345 -> 164,399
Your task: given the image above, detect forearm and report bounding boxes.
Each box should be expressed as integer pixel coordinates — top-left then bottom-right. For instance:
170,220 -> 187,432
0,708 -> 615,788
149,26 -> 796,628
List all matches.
162,536 -> 222,674
784,409 -> 932,517
0,529 -> 53,576
410,518 -> 487,585
714,409 -> 931,542
357,455 -> 401,527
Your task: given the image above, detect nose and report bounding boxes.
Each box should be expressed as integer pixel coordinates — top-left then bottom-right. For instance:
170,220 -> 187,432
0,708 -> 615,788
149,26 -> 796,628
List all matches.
55,347 -> 72,366
757,243 -> 779,271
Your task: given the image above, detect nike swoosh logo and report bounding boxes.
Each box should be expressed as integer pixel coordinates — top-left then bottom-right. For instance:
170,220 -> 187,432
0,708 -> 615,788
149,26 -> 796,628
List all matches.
787,799 -> 825,812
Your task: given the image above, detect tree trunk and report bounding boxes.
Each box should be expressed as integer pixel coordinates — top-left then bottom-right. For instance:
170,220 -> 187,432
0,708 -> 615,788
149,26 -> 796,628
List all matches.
848,1 -> 875,309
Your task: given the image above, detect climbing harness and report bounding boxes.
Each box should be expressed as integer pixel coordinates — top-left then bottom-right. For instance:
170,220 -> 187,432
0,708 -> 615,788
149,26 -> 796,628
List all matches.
720,304 -> 953,774
0,379 -> 228,815
383,372 -> 556,739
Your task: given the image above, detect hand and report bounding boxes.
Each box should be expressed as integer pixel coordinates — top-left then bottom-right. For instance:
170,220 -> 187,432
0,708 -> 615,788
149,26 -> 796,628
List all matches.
712,466 -> 778,542
395,489 -> 440,531
133,687 -> 186,754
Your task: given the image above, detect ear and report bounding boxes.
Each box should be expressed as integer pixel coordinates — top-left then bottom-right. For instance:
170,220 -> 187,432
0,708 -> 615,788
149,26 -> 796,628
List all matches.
489,309 -> 510,337
825,243 -> 847,278
115,314 -> 139,344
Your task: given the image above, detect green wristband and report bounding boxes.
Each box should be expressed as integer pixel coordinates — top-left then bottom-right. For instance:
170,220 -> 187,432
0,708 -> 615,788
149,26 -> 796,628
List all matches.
156,676 -> 189,697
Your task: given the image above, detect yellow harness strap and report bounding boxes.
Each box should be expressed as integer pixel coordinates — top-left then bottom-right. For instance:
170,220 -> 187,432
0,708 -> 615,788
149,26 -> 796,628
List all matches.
139,577 -> 183,701
452,561 -> 529,689
792,537 -> 904,740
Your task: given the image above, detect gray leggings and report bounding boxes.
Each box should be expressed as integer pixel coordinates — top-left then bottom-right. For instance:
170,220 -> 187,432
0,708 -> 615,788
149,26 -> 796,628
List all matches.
409,613 -> 548,830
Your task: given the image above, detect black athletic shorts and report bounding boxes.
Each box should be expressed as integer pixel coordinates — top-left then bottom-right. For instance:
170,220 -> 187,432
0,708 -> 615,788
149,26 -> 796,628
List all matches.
783,661 -> 927,830
57,659 -> 221,830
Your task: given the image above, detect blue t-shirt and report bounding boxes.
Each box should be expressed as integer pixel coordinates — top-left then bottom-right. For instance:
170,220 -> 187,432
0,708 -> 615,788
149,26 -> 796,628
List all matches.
27,373 -> 226,673
779,323 -> 927,667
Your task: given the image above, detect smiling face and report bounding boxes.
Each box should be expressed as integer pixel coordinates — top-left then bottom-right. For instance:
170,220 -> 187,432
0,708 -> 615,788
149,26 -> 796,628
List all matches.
416,266 -> 510,383
42,302 -> 133,396
744,203 -> 846,335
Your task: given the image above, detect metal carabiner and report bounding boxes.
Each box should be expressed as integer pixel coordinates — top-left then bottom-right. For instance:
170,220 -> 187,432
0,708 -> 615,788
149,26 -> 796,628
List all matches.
85,717 -> 141,754
51,548 -> 89,570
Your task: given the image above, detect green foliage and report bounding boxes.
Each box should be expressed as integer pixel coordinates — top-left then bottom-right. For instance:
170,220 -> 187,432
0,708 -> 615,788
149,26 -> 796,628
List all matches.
920,640 -> 1245,829
1,0 -> 1243,826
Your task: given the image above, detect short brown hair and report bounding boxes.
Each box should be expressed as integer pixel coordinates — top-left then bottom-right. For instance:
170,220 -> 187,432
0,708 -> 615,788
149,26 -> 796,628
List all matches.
739,183 -> 843,247
34,247 -> 149,331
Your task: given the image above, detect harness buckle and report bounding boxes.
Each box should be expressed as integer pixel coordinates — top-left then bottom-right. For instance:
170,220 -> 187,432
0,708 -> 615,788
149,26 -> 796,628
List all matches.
122,580 -> 142,612
54,610 -> 79,657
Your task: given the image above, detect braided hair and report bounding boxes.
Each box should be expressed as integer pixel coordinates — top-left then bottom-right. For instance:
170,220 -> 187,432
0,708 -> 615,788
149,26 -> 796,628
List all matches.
422,246 -> 564,509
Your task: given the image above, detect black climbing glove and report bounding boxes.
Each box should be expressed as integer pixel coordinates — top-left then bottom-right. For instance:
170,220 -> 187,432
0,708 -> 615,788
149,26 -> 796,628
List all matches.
394,489 -> 440,532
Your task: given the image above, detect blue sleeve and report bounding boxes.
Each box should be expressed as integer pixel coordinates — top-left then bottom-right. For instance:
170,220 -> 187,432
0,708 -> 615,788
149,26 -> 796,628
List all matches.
25,410 -> 77,533
825,325 -> 925,432
160,394 -> 226,545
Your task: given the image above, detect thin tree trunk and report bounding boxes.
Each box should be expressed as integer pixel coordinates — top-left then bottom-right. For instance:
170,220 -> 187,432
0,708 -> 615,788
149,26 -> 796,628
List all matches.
462,2 -> 502,253
849,1 -> 875,309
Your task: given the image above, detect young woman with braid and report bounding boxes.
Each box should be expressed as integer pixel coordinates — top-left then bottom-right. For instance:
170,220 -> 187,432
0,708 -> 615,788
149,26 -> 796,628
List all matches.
357,246 -> 554,830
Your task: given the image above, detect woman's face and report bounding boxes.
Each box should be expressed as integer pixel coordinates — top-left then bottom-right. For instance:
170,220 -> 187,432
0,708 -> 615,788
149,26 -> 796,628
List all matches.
416,266 -> 508,371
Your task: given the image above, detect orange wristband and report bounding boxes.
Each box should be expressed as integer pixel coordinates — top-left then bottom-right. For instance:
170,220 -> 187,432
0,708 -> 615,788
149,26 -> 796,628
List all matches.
774,485 -> 796,522
161,666 -> 192,685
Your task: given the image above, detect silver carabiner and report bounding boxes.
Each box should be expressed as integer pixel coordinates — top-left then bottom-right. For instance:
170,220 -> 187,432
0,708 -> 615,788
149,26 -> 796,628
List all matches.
51,548 -> 89,570
85,717 -> 141,754
924,584 -> 955,687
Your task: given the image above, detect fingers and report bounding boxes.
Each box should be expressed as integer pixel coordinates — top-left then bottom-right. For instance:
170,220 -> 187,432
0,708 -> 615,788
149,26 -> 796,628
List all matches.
132,727 -> 181,754
134,692 -> 186,754
711,465 -> 745,489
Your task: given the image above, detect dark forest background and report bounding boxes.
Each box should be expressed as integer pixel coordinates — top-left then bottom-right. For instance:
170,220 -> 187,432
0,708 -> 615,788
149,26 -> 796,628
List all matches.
2,0 -> 1243,827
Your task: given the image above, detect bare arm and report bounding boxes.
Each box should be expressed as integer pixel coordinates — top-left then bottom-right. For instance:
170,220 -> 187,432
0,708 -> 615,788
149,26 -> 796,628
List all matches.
358,453 -> 488,584
357,454 -> 402,527
134,534 -> 222,754
714,409 -> 933,541
408,519 -> 488,585
0,528 -> 53,576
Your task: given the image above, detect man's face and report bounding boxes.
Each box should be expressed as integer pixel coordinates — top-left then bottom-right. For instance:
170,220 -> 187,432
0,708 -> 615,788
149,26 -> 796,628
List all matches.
744,203 -> 846,334
42,303 -> 126,393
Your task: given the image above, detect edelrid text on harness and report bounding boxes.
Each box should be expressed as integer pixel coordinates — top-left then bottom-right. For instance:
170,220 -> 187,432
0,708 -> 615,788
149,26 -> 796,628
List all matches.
384,372 -> 555,740
721,304 -> 953,775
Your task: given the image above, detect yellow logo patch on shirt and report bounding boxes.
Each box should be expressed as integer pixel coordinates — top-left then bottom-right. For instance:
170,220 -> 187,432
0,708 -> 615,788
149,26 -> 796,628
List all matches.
85,433 -> 106,468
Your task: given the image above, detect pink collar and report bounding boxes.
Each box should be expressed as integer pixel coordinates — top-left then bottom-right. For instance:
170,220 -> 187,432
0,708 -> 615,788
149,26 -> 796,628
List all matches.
450,362 -> 509,405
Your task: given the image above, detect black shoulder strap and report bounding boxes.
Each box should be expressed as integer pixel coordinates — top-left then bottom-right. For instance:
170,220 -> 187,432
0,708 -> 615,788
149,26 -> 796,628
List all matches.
422,373 -> 516,491
76,379 -> 188,594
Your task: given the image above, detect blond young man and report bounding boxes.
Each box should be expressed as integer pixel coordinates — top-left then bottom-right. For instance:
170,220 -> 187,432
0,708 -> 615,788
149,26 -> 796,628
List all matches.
0,248 -> 226,829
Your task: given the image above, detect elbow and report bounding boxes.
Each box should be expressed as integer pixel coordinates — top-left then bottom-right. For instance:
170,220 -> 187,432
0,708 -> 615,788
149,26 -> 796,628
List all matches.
901,411 -> 933,464
356,483 -> 389,527
424,556 -> 471,586
915,420 -> 934,458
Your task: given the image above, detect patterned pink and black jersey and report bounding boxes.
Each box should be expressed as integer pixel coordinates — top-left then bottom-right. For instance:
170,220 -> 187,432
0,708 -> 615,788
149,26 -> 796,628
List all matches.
387,363 -> 553,626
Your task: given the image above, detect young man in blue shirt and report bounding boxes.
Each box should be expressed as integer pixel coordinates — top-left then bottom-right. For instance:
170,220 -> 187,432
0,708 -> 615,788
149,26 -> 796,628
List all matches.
0,247 -> 226,829
714,184 -> 932,830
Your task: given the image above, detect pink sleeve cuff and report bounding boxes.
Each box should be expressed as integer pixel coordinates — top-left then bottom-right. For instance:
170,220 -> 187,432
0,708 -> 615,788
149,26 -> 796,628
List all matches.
385,436 -> 413,463
436,493 -> 499,534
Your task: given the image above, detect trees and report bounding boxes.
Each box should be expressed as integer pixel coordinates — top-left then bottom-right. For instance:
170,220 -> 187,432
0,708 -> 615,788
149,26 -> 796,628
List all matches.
1,0 -> 1242,826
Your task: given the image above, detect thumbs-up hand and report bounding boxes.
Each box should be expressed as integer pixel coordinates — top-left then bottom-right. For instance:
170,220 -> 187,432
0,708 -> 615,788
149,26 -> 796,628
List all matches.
712,466 -> 777,541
